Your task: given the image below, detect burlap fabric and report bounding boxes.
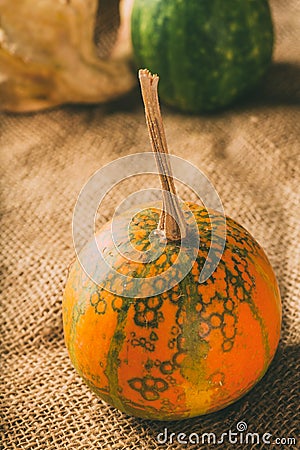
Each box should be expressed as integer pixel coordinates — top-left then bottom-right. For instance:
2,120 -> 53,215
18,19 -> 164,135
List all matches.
1,1 -> 299,448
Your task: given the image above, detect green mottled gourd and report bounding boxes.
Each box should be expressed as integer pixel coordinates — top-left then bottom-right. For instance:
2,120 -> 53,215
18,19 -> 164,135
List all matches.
131,0 -> 274,112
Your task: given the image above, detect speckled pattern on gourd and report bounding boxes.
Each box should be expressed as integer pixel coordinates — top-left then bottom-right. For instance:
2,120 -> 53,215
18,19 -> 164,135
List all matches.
63,203 -> 281,420
131,0 -> 274,112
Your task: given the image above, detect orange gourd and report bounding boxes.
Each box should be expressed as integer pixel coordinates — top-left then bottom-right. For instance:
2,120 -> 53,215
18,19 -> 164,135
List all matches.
63,70 -> 281,420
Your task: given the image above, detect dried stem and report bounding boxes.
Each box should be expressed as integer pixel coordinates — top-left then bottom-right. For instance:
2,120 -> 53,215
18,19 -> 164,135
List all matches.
138,69 -> 186,241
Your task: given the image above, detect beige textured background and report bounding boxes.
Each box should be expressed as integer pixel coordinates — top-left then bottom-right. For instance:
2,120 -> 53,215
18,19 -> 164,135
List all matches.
1,0 -> 299,448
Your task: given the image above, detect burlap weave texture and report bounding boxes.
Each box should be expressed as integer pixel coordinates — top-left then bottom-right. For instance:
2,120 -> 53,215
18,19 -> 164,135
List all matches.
1,0 -> 299,448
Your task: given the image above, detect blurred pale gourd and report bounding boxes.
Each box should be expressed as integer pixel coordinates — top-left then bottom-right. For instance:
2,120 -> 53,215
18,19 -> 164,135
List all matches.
0,0 -> 135,112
